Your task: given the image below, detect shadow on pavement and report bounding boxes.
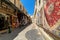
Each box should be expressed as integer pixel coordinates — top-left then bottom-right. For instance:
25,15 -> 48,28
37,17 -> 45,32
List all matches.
25,29 -> 45,40
0,23 -> 32,40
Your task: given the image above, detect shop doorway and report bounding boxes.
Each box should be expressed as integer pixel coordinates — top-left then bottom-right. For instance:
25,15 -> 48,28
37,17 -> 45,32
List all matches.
0,14 -> 5,30
0,13 -> 10,30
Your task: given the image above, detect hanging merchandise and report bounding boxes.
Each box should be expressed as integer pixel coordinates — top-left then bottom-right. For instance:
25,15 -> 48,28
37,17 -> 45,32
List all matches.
44,0 -> 60,38
44,0 -> 60,27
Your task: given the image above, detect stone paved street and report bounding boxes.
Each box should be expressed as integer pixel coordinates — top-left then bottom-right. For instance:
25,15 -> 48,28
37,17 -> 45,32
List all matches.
0,23 -> 54,40
14,23 -> 45,40
0,25 -> 28,40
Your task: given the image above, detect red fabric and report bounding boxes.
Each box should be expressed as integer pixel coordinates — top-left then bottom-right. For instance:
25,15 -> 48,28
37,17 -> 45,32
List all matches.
44,0 -> 60,27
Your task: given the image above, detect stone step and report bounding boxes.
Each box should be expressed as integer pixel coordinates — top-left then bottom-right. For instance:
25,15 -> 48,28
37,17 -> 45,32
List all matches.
0,29 -> 8,34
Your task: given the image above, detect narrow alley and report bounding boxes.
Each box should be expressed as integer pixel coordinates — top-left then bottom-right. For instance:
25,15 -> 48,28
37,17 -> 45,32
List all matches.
0,0 -> 60,40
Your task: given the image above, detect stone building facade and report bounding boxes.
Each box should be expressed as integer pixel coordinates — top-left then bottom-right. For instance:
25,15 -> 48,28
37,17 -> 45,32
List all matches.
0,0 -> 31,31
34,0 -> 60,38
17,1 -> 32,26
34,0 -> 43,26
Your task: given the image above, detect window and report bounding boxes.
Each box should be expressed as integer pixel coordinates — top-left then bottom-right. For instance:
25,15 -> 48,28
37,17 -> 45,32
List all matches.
0,0 -> 1,7
35,0 -> 37,6
39,0 -> 40,5
20,4 -> 22,9
14,0 -> 16,5
35,9 -> 37,14
23,7 -> 24,12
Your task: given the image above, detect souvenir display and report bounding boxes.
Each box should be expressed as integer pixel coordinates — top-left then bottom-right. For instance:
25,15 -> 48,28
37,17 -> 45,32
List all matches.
44,0 -> 60,37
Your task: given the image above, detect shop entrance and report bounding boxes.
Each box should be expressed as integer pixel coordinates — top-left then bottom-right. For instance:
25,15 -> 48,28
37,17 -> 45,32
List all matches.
0,14 -> 5,30
0,13 -> 10,30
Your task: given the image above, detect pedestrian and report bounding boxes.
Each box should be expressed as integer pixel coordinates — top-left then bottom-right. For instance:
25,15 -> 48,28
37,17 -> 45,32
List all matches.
7,17 -> 11,33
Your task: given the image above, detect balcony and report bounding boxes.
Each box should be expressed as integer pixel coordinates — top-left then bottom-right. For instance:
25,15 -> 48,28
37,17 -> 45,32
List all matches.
0,0 -> 22,15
